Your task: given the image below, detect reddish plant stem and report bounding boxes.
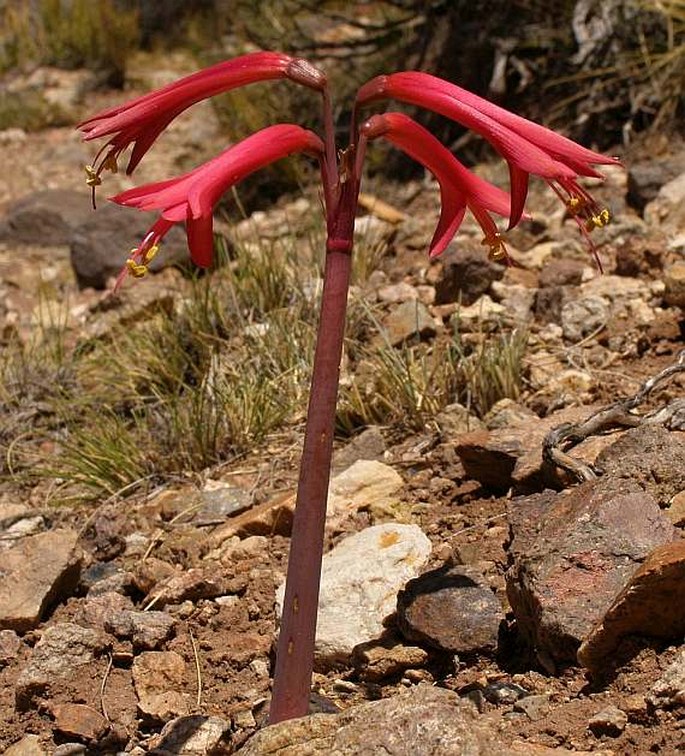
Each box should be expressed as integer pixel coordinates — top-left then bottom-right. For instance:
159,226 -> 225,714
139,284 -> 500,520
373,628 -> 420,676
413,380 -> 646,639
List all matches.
269,166 -> 358,724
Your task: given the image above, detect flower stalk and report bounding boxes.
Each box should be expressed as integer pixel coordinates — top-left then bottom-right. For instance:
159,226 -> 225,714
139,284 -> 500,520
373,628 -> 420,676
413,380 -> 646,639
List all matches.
79,50 -> 620,726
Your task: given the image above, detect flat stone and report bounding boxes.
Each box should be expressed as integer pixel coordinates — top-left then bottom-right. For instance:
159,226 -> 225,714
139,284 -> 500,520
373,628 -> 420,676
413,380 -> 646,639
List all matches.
666,490 -> 685,527
506,479 -> 676,667
382,300 -> 436,346
132,651 -> 191,722
148,715 -> 231,755
332,426 -> 387,474
397,565 -> 503,654
578,540 -> 685,672
52,703 -> 109,742
4,735 -> 48,756
105,609 -> 177,650
648,647 -> 685,708
326,459 -> 403,531
351,638 -> 429,682
277,523 -> 431,666
561,295 -> 609,342
588,705 -> 627,737
0,529 -> 82,632
454,405 -> 606,491
77,591 -> 134,630
16,623 -> 108,708
594,425 -> 685,506
243,684 -> 507,755
513,693 -> 551,721
147,565 -> 248,608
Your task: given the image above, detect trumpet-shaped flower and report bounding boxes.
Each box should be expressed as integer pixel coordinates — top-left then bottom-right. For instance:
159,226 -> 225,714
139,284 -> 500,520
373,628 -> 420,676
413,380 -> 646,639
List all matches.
359,112 -> 520,261
356,72 -> 621,248
110,124 -> 323,284
78,51 -> 326,197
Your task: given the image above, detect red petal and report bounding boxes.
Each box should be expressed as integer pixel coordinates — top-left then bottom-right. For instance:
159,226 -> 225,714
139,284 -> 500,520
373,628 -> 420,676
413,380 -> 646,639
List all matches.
186,213 -> 214,268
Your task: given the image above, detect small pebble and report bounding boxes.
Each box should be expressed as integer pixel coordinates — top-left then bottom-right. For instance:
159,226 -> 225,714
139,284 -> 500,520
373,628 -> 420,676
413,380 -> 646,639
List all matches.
588,705 -> 628,737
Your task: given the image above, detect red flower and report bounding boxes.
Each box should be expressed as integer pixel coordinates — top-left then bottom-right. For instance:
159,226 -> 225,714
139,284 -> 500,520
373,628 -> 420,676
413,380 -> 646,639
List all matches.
110,124 -> 323,284
356,72 -> 621,248
360,112 -> 521,261
78,52 -> 326,192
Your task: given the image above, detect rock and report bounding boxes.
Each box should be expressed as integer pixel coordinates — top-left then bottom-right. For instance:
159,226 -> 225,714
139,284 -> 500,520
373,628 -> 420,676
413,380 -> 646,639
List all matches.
648,647 -> 685,708
4,735 -> 47,756
0,628 -> 21,667
514,693 -> 551,721
506,479 -> 676,667
578,540 -> 685,673
16,623 -> 108,708
52,703 -> 109,743
351,638 -> 429,682
276,523 -> 431,666
377,281 -> 420,303
627,157 -> 685,212
242,684 -> 507,755
397,565 -> 503,654
147,715 -> 231,755
326,460 -> 403,531
0,189 -> 92,246
105,609 -> 177,650
0,529 -> 82,632
534,285 -> 573,325
490,281 -> 535,323
382,300 -> 436,346
588,705 -> 628,737
666,490 -> 685,527
147,565 -> 248,608
560,295 -> 609,342
645,171 -> 685,231
433,243 -> 505,306
435,403 -> 485,438
77,590 -> 134,629
191,481 -> 252,524
449,295 -> 507,331
332,426 -> 387,474
454,405 -> 608,491
538,258 -> 585,288
594,426 -> 685,506
70,202 -> 188,289
132,651 -> 191,722
664,261 -> 685,308
484,399 -> 537,430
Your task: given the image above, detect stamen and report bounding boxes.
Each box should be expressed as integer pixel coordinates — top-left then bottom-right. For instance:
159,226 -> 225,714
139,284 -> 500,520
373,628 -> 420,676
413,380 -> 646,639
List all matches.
584,208 -> 611,232
481,231 -> 508,262
566,197 -> 584,215
102,153 -> 118,174
143,243 -> 159,264
84,165 -> 102,187
126,258 -> 149,278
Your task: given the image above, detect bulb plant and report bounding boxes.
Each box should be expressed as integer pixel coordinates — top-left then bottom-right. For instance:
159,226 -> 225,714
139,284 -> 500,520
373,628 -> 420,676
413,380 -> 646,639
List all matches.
79,51 -> 620,724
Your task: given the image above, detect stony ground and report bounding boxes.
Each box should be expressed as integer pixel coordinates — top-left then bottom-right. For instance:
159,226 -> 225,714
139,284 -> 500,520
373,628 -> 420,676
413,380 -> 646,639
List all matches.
1,62 -> 685,755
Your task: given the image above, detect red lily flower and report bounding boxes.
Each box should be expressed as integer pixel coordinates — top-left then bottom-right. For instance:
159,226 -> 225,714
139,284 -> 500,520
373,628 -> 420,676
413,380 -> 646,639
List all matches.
109,124 -> 324,285
359,112 -> 520,260
356,72 -> 621,243
78,51 -> 326,193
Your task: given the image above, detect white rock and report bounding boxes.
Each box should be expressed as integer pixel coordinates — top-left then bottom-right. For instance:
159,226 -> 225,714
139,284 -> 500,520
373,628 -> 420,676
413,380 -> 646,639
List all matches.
326,460 -> 403,529
277,523 -> 432,666
561,295 -> 609,342
648,648 -> 685,708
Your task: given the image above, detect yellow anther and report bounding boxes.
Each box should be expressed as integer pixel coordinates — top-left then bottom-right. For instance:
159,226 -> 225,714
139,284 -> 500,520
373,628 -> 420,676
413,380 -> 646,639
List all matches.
482,232 -> 507,262
126,258 -> 148,278
84,165 -> 102,188
143,243 -> 159,264
567,197 -> 583,215
584,208 -> 611,232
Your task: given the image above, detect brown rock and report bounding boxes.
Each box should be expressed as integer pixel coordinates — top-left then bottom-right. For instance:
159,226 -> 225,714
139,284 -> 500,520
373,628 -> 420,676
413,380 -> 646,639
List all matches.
432,242 -> 505,307
4,735 -> 48,756
104,609 -> 176,650
132,650 -> 191,722
578,539 -> 685,673
351,638 -> 429,682
666,490 -> 685,527
664,261 -> 685,308
506,479 -> 676,667
454,405 -> 610,491
52,703 -> 108,742
0,629 -> 21,667
146,565 -> 247,608
397,565 -> 503,654
595,426 -> 685,505
0,529 -> 82,632
148,715 -> 231,755
382,300 -> 436,346
242,684 -> 507,755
